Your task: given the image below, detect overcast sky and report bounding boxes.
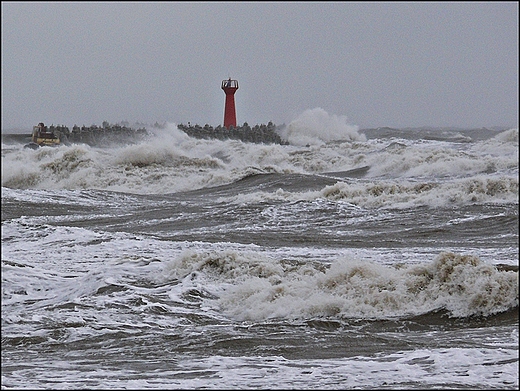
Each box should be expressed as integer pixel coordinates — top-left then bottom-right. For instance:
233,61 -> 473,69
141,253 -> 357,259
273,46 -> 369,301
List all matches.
2,1 -> 518,130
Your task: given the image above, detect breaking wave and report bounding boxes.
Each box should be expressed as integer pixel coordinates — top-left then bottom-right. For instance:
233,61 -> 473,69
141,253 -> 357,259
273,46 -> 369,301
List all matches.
163,250 -> 519,321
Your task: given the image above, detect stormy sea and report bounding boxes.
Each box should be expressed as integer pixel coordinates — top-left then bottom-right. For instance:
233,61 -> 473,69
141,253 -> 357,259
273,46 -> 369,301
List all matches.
2,109 -> 518,389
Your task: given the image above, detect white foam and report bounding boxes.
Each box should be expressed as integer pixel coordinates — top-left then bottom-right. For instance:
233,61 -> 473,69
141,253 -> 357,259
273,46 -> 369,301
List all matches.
318,175 -> 518,208
278,107 -> 366,146
161,250 -> 518,321
2,347 -> 516,389
2,119 -> 517,198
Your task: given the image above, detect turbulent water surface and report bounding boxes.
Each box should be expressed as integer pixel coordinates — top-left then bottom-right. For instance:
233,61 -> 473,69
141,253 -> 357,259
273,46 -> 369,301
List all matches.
2,111 -> 518,389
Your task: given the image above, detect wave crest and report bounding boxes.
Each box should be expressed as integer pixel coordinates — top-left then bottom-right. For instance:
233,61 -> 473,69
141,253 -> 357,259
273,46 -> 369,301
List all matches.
278,108 -> 366,146
163,250 -> 518,321
319,176 -> 518,208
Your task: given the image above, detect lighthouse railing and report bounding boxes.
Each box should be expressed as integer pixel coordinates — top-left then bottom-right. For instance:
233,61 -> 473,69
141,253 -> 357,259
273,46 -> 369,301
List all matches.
221,79 -> 238,89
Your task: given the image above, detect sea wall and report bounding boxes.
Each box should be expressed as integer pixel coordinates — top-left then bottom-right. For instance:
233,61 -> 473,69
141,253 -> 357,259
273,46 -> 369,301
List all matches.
177,122 -> 288,145
4,121 -> 288,147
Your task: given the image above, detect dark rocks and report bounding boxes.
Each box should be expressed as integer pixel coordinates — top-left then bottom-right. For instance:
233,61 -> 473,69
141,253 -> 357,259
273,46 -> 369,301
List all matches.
66,122 -> 148,146
177,121 -> 288,145
20,120 -> 288,147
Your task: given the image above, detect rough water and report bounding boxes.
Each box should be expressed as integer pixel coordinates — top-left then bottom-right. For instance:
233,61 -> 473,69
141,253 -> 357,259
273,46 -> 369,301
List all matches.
2,109 -> 518,389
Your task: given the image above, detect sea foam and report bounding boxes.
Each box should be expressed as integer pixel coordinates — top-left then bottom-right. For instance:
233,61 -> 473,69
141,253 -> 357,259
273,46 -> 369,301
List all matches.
163,249 -> 519,321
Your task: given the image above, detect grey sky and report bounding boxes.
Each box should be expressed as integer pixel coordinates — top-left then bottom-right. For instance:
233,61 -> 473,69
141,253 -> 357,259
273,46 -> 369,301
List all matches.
2,1 -> 518,130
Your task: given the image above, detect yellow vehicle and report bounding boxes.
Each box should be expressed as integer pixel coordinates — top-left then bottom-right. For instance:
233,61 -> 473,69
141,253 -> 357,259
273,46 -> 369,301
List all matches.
29,122 -> 60,148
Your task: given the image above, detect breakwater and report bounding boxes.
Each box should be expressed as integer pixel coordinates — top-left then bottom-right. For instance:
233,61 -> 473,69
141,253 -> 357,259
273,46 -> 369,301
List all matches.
65,122 -> 148,146
1,123 -> 148,147
177,121 -> 288,145
3,121 -> 288,147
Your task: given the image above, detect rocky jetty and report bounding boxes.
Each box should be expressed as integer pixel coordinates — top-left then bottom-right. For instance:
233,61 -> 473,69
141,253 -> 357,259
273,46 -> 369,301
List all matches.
177,121 -> 288,145
65,121 -> 148,146
8,121 -> 288,147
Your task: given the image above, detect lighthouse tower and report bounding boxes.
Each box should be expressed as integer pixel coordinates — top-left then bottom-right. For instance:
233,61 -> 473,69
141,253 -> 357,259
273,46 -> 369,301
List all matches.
221,78 -> 239,128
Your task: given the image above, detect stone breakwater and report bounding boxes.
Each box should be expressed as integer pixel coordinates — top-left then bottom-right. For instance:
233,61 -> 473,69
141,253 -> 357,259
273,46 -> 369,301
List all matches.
3,121 -> 288,147
177,121 -> 288,145
65,122 -> 149,146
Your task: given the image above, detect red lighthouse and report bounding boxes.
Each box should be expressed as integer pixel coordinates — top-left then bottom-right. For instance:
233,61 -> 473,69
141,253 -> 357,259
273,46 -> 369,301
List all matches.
221,78 -> 239,128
